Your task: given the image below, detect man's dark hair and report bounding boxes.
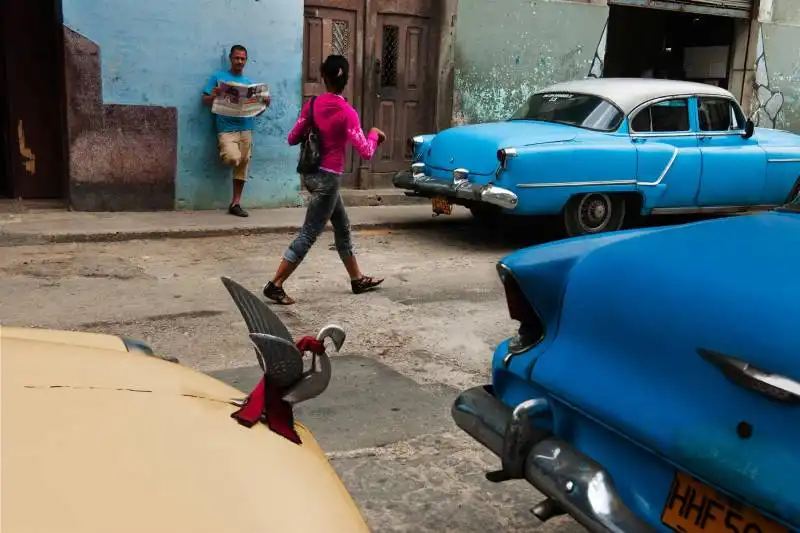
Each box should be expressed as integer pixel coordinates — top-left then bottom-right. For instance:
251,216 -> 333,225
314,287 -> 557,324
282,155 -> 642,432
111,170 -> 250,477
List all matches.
320,55 -> 349,94
230,45 -> 248,57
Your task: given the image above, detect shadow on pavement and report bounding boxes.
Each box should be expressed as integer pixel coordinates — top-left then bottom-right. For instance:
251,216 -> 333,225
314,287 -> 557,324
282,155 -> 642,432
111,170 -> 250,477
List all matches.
392,209 -> 733,253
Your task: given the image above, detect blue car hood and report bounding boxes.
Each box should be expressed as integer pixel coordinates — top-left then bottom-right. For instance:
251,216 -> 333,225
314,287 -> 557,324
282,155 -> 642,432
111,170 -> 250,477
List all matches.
427,121 -> 578,175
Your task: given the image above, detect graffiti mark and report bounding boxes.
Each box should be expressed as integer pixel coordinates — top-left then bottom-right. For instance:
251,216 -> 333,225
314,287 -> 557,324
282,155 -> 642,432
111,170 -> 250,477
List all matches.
17,120 -> 36,175
587,19 -> 608,79
752,25 -> 785,129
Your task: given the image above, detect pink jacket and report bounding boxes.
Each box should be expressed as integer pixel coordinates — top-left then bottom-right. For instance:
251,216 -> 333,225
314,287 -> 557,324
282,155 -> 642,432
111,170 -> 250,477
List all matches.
288,93 -> 380,175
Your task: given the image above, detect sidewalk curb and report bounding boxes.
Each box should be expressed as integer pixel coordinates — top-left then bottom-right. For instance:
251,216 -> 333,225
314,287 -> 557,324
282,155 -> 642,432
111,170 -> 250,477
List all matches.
0,216 -> 468,247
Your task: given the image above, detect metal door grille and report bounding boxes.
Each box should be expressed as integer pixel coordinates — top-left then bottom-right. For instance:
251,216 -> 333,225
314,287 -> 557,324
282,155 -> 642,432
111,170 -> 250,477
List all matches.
332,20 -> 351,55
381,25 -> 399,87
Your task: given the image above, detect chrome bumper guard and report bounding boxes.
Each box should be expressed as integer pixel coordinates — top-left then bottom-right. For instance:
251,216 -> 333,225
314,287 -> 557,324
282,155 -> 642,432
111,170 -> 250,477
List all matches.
452,385 -> 654,533
393,170 -> 519,210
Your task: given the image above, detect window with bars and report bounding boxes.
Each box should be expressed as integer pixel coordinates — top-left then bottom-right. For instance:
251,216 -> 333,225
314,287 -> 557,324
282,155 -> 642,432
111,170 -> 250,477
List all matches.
381,25 -> 399,87
332,20 -> 350,56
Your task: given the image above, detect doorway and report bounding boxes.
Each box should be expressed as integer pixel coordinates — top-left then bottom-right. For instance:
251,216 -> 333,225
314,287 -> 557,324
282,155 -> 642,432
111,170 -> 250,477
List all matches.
302,0 -> 440,189
604,5 -> 736,87
0,0 -> 68,199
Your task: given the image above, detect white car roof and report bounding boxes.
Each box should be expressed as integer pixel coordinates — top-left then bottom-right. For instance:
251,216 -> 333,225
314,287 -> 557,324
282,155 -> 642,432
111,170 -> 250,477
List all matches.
538,78 -> 736,115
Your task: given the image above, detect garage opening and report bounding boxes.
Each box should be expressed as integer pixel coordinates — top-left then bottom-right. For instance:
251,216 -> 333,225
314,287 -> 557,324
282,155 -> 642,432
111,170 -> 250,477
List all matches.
603,4 -> 736,87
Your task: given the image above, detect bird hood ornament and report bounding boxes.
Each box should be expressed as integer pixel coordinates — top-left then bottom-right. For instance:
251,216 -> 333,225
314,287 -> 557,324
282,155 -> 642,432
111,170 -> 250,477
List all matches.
220,277 -> 346,443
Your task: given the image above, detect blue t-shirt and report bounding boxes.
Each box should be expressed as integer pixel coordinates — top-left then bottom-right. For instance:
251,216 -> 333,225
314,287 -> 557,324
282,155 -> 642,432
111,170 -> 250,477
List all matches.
203,70 -> 256,133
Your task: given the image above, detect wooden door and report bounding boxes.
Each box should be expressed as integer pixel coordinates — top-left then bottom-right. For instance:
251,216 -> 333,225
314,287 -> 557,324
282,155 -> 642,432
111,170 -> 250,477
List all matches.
1,0 -> 67,199
369,0 -> 437,186
303,1 -> 363,188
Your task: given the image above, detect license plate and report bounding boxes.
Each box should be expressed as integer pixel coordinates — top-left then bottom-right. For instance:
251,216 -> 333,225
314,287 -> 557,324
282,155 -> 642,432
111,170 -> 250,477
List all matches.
661,471 -> 787,533
431,196 -> 452,215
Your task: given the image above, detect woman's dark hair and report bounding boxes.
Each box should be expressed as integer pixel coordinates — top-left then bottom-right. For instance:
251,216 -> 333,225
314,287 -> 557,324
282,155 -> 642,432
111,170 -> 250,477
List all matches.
320,55 -> 349,94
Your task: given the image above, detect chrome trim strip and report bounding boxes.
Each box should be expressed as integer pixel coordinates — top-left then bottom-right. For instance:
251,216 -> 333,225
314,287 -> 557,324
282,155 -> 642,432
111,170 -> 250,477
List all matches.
637,147 -> 679,186
452,386 -> 655,533
768,158 -> 800,163
698,131 -> 747,137
699,348 -> 800,404
518,180 -> 636,188
630,132 -> 694,138
650,205 -> 774,215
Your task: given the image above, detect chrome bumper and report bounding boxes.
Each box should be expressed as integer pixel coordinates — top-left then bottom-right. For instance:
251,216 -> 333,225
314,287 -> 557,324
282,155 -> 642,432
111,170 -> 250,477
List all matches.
393,170 -> 518,210
452,386 -> 654,533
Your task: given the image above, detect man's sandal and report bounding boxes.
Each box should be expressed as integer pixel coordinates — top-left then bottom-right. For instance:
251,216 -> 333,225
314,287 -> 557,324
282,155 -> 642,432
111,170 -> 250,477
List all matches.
351,275 -> 384,295
263,282 -> 296,305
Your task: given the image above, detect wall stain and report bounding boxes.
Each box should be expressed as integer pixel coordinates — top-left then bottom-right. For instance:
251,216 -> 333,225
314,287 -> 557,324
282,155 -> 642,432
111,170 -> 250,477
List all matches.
17,120 -> 36,175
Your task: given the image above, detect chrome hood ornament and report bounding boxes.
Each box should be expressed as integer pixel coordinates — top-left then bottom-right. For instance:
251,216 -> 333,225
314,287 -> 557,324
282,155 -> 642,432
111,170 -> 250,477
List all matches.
221,276 -> 346,405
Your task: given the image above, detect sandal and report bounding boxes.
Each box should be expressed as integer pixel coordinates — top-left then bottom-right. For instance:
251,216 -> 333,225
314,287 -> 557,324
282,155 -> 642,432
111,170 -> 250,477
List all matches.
351,275 -> 384,295
263,282 -> 296,305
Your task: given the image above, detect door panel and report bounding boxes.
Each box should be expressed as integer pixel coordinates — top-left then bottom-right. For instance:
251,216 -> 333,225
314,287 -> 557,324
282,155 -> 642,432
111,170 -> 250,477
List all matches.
303,5 -> 360,187
371,11 -> 436,185
696,136 -> 766,206
2,0 -> 67,199
695,96 -> 767,206
634,136 -> 702,209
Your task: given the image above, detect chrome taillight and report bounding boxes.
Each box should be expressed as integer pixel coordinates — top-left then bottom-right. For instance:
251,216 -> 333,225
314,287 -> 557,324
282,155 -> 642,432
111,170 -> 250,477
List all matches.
497,263 -> 544,356
497,147 -> 518,169
408,135 -> 425,160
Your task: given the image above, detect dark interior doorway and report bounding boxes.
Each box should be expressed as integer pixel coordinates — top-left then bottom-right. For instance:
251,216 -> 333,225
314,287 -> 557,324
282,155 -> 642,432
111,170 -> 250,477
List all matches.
604,5 -> 735,87
0,0 -> 68,199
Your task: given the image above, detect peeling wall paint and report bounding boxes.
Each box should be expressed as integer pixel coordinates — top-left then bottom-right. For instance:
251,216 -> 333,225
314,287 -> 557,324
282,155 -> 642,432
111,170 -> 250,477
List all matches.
453,0 -> 608,125
61,0 -> 304,210
756,23 -> 800,132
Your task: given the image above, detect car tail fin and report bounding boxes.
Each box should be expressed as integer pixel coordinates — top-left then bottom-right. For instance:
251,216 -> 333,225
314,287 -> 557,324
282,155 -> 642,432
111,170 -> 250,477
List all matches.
497,263 -> 545,353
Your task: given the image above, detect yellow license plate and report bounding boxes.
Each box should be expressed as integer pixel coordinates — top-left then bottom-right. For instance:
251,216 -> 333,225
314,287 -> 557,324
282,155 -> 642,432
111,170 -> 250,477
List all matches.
661,471 -> 787,533
431,197 -> 452,215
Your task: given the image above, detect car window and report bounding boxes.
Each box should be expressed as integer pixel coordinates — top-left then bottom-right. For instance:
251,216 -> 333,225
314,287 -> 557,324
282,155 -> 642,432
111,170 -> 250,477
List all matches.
630,98 -> 690,133
699,97 -> 746,132
509,92 -> 624,132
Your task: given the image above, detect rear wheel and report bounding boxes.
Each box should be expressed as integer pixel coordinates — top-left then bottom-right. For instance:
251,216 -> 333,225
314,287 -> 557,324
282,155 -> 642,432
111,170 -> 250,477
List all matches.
563,193 -> 626,237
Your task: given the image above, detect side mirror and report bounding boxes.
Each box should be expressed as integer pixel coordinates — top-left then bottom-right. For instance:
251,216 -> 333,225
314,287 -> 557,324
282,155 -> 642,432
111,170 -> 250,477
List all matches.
742,119 -> 755,139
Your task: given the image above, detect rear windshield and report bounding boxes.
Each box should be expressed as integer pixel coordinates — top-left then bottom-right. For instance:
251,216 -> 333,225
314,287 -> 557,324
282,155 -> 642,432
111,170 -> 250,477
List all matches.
510,92 -> 624,132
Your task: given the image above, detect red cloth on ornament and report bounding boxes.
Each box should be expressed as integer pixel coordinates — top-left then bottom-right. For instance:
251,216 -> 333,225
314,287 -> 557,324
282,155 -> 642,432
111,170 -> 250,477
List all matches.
230,336 -> 327,444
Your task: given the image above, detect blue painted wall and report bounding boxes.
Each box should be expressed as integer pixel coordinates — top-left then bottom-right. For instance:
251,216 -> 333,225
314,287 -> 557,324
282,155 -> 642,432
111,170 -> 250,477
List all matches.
62,0 -> 305,210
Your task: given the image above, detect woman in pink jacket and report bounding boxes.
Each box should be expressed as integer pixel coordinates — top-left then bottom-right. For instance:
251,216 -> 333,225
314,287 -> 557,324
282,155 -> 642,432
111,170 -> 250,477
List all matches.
263,55 -> 386,305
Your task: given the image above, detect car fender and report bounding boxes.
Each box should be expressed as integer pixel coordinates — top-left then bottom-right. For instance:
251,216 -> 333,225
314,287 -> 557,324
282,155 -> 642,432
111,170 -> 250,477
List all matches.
502,137 -> 640,216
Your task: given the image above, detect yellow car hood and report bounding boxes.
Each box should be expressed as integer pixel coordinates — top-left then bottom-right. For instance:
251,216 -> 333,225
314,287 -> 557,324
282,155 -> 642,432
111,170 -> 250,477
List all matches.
1,328 -> 369,533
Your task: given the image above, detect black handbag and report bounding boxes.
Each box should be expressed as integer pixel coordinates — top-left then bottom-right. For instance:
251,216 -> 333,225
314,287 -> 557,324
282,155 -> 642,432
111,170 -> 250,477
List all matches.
296,96 -> 321,175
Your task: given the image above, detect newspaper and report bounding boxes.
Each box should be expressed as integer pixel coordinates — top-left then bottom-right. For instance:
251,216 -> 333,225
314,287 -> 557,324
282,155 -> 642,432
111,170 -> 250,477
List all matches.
212,81 -> 270,118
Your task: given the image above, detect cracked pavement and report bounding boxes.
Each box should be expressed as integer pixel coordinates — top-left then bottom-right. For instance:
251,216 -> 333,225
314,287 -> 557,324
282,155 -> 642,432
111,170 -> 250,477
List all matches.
0,220 -> 587,532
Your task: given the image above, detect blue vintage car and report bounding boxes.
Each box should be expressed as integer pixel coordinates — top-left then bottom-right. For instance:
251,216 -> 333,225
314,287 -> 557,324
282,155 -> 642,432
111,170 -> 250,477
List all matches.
395,78 -> 800,236
452,199 -> 800,532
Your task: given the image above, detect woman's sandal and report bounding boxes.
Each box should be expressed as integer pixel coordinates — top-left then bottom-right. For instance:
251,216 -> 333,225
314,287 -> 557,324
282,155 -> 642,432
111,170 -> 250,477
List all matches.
351,275 -> 384,295
263,281 -> 296,305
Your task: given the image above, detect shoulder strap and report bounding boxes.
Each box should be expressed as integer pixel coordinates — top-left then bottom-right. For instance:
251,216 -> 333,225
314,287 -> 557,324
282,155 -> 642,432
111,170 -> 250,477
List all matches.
308,96 -> 317,129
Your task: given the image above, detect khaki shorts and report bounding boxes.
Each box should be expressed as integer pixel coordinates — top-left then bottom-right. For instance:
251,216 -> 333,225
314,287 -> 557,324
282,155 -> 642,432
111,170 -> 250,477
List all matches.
217,131 -> 252,181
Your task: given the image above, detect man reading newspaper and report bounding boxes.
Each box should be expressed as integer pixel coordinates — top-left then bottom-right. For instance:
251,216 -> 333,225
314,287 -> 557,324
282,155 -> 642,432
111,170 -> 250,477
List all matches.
202,45 -> 270,217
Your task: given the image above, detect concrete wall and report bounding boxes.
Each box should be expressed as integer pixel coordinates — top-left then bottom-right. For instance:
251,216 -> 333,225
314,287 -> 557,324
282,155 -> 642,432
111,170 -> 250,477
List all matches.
452,0 -> 608,125
770,0 -> 800,24
755,0 -> 800,132
61,0 -> 304,211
